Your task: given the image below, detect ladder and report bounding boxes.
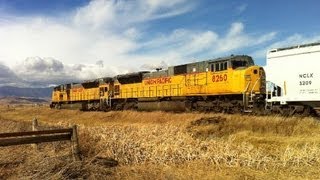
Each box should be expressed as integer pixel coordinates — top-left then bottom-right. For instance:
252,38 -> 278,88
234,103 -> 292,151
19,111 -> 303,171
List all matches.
243,81 -> 253,113
99,92 -> 112,110
244,76 -> 262,113
265,81 -> 275,111
243,93 -> 254,113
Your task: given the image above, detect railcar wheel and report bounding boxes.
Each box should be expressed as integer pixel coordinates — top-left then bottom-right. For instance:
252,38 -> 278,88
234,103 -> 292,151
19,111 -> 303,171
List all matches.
55,104 -> 61,109
302,106 -> 311,116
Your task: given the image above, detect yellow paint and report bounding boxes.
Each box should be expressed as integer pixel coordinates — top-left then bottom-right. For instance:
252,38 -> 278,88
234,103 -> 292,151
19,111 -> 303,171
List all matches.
114,65 -> 264,99
52,65 -> 265,103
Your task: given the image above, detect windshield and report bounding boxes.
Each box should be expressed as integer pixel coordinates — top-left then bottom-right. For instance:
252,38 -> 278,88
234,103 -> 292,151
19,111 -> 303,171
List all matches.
232,60 -> 250,69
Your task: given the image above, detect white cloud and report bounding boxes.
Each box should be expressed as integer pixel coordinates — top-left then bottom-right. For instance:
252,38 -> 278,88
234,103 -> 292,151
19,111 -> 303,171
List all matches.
73,0 -> 116,29
0,0 -> 194,68
139,22 -> 277,63
140,60 -> 168,70
72,0 -> 193,30
124,27 -> 141,39
11,57 -> 122,87
227,22 -> 244,37
146,0 -> 186,9
140,29 -> 218,55
1,0 -> 317,87
236,4 -> 247,14
131,0 -> 194,23
214,22 -> 277,53
251,34 -> 320,59
19,57 -> 64,73
0,63 -> 24,86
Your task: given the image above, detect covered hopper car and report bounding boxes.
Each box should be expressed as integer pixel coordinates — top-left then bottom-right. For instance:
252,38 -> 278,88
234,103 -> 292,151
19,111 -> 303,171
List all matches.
265,42 -> 320,116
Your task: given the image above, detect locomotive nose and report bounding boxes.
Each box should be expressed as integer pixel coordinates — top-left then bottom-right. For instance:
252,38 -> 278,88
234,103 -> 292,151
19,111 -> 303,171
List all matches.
244,66 -> 266,95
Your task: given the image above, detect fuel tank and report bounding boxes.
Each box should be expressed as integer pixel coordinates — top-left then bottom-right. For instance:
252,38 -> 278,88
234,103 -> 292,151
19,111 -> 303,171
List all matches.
138,101 -> 186,111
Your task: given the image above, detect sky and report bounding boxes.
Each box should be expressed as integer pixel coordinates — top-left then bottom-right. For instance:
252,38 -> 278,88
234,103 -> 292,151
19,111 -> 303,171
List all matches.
0,0 -> 319,87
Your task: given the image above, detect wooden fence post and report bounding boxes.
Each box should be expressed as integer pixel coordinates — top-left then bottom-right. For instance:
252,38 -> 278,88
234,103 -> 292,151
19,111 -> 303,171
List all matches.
71,125 -> 81,161
32,118 -> 38,150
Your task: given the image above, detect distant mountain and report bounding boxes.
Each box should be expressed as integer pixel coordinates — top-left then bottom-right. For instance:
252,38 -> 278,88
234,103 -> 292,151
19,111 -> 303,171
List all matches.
0,96 -> 49,104
0,86 -> 52,98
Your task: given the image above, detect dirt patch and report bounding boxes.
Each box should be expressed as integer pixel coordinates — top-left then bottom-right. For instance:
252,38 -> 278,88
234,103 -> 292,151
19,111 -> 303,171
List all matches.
92,157 -> 119,168
190,116 -> 226,126
187,116 -> 229,139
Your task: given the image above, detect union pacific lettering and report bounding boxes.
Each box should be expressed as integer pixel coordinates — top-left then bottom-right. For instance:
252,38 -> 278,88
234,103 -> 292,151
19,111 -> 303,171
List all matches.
72,88 -> 84,93
144,77 -> 172,85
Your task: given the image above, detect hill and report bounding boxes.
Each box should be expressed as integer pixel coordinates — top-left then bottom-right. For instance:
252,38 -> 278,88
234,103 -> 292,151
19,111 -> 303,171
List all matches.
0,86 -> 52,98
0,96 -> 49,104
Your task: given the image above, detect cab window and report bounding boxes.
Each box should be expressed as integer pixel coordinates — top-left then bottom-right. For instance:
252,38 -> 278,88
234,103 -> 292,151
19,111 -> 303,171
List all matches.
215,63 -> 220,71
221,62 -> 228,70
232,60 -> 248,69
211,61 -> 228,72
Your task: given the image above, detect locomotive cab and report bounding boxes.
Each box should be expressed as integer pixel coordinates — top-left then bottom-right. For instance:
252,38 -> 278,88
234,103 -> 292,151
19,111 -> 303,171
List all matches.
50,86 -> 61,108
215,55 -> 265,112
98,77 -> 114,110
50,84 -> 68,108
231,57 -> 254,69
242,65 -> 266,112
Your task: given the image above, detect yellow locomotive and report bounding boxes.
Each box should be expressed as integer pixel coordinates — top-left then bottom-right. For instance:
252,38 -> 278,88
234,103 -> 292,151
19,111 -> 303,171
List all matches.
51,55 -> 266,113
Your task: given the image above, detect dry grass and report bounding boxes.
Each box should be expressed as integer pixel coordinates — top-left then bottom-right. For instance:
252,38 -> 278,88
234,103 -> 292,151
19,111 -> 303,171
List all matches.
1,105 -> 320,179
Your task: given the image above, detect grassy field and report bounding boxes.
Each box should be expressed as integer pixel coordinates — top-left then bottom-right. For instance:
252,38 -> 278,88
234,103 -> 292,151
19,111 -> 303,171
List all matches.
1,104 -> 320,179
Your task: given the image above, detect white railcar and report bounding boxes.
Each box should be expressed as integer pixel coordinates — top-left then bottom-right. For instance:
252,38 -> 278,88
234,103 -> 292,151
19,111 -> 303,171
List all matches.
265,42 -> 320,115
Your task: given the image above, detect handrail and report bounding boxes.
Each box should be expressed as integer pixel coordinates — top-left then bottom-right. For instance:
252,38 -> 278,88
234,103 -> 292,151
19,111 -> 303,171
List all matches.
243,81 -> 251,94
243,81 -> 251,110
250,77 -> 261,101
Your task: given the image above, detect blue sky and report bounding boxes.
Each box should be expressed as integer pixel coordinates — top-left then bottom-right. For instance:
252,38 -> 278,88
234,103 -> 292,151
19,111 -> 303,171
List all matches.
0,0 -> 319,87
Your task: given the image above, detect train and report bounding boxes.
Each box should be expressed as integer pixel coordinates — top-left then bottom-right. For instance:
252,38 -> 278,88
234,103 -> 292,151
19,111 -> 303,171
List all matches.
50,42 -> 320,116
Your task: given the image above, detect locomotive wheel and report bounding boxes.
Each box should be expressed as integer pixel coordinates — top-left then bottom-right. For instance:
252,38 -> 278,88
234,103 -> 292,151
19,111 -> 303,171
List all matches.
185,101 -> 193,112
